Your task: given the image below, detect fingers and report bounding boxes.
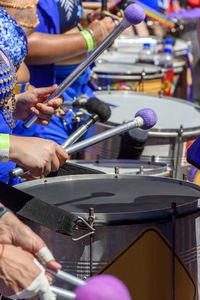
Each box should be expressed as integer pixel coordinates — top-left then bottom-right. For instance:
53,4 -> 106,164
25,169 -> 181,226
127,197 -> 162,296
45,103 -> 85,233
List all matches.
36,247 -> 55,265
9,259 -> 56,300
30,97 -> 63,125
34,84 -> 58,99
55,145 -> 69,166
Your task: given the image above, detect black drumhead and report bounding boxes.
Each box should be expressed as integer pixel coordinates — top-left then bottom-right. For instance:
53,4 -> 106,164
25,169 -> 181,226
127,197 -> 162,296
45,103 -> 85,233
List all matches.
17,175 -> 200,224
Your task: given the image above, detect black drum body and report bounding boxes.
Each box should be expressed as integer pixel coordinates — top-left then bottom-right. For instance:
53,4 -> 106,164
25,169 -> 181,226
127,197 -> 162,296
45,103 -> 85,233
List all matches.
17,175 -> 200,299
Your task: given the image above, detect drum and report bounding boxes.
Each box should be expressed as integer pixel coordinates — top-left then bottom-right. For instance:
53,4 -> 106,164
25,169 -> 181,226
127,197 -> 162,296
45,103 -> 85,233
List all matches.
17,175 -> 200,299
80,91 -> 200,179
91,63 -> 164,95
113,35 -> 163,53
96,50 -> 139,65
68,159 -> 170,177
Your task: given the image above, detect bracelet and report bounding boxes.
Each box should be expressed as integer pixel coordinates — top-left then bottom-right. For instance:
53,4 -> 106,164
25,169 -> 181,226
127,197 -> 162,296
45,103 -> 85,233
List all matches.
0,206 -> 11,218
80,29 -> 94,52
0,134 -> 10,162
91,10 -> 96,22
0,244 -> 5,261
87,12 -> 92,24
85,28 -> 96,49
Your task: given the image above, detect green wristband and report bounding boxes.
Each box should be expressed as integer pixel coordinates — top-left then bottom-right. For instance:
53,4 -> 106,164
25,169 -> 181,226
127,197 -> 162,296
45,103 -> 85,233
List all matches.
80,29 -> 94,52
0,134 -> 10,162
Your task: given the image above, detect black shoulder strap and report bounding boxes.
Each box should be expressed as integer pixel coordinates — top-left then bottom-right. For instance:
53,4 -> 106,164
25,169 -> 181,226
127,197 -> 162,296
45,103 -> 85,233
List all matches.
0,181 -> 77,236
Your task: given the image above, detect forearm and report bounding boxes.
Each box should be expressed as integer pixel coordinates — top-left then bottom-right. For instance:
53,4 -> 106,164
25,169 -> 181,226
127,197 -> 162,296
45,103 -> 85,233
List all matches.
56,53 -> 87,66
82,2 -> 102,9
26,32 -> 88,65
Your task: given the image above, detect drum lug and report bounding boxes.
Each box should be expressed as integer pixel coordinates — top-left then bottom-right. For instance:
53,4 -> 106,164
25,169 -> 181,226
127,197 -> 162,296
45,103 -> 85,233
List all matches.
72,216 -> 95,242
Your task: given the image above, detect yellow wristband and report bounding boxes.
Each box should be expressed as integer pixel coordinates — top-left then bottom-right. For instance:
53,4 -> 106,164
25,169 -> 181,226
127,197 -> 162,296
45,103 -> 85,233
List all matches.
0,134 -> 10,162
80,29 -> 94,52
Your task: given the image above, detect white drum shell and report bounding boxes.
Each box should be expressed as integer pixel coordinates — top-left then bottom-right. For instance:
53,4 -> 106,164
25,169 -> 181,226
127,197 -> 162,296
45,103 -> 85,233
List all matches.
80,91 -> 200,179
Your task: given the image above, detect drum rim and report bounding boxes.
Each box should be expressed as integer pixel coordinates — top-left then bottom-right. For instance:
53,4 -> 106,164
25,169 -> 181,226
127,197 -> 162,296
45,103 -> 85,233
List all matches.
70,159 -> 167,168
16,175 -> 200,225
93,62 -> 163,74
68,159 -> 169,175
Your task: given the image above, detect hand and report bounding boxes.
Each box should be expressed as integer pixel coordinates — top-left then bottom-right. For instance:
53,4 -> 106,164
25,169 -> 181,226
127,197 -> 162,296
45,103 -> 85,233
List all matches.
172,1 -> 180,12
0,245 -> 55,299
0,209 -> 61,271
9,135 -> 68,177
89,17 -> 116,46
13,84 -> 63,125
93,3 -> 123,19
107,2 -> 124,17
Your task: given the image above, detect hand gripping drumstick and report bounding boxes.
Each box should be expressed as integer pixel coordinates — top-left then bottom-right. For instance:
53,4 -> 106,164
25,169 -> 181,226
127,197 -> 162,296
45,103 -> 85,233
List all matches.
10,108 -> 157,178
23,3 -> 145,129
48,269 -> 132,300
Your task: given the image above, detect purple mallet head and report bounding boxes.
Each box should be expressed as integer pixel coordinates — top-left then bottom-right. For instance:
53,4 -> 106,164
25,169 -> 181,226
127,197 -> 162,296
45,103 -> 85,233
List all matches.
188,166 -> 198,182
75,274 -> 132,300
124,3 -> 145,25
135,108 -> 158,130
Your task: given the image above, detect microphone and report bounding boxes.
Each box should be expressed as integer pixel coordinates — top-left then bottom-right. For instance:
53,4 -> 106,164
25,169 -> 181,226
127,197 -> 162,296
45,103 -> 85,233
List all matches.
62,98 -> 111,122
22,3 -> 145,129
187,137 -> 200,169
48,268 -> 131,300
62,98 -> 111,148
9,108 -> 157,178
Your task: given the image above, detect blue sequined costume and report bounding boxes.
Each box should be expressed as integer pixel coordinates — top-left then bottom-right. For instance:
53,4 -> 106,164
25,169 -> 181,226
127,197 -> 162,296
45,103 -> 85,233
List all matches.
0,6 -> 27,68
0,6 -> 27,184
29,0 -> 95,144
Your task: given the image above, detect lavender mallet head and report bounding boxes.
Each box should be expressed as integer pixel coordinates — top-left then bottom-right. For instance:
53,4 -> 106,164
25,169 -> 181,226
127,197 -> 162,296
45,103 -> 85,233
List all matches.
135,108 -> 158,130
124,3 -> 146,25
188,166 -> 198,182
75,274 -> 132,300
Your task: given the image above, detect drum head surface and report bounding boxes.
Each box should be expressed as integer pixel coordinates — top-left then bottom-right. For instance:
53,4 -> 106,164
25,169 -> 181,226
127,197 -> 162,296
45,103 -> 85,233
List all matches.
17,175 -> 200,224
94,91 -> 200,132
93,63 -> 161,75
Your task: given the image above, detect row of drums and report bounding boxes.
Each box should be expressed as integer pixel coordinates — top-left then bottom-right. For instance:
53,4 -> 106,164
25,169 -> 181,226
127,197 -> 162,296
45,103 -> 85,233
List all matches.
17,36 -> 200,299
91,36 -> 190,99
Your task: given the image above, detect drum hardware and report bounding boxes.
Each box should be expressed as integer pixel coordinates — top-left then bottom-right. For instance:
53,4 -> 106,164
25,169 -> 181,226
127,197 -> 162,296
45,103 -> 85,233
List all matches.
175,125 -> 184,179
137,165 -> 144,175
89,208 -> 95,276
23,3 -> 145,129
140,69 -> 146,92
72,215 -> 95,242
171,202 -> 177,300
114,166 -> 119,178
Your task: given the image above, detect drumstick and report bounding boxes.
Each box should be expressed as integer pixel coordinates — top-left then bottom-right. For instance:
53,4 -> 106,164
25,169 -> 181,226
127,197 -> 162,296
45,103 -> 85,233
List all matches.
23,3 -> 145,129
48,269 -> 131,300
10,108 -> 157,178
